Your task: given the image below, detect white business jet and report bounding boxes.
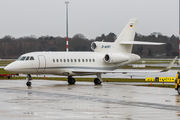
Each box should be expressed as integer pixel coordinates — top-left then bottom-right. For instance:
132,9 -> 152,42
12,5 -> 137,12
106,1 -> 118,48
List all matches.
4,18 -> 175,86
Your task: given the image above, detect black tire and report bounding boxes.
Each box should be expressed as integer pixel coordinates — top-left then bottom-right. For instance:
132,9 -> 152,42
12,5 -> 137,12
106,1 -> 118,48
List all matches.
94,78 -> 101,85
68,78 -> 76,85
71,78 -> 75,84
26,82 -> 32,87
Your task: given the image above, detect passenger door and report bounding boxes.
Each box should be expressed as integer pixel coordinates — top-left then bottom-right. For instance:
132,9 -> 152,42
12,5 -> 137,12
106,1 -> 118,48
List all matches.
37,55 -> 46,73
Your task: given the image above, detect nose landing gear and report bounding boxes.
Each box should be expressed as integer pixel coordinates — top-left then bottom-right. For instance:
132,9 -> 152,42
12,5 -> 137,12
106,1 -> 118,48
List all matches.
26,74 -> 32,87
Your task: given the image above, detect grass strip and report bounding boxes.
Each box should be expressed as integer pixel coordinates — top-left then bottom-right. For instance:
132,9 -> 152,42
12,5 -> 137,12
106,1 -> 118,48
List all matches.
135,84 -> 175,88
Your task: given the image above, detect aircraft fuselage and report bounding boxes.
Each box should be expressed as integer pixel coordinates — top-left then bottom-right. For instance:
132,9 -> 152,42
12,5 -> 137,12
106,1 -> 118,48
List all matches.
5,51 -> 140,76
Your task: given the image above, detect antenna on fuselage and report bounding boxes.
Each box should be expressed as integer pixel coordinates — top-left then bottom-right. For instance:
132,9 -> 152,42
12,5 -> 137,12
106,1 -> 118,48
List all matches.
65,1 -> 69,52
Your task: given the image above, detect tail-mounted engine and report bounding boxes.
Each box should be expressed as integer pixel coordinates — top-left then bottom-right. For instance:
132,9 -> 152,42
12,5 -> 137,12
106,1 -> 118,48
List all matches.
91,42 -> 114,52
91,42 -> 98,51
104,53 -> 129,64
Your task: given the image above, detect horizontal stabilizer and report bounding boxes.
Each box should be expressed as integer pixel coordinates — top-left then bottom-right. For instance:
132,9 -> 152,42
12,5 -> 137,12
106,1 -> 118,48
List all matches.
120,41 -> 165,45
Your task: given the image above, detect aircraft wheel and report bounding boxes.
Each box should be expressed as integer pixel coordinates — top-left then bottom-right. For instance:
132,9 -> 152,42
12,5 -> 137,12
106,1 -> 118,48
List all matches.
26,82 -> 32,87
68,78 -> 76,85
94,78 -> 101,85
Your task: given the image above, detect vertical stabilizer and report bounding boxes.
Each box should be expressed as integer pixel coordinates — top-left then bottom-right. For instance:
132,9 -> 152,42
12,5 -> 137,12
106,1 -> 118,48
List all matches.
114,18 -> 138,53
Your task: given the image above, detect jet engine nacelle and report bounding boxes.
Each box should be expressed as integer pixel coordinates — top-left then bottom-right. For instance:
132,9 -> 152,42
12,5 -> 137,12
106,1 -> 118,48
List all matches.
104,53 -> 129,64
91,42 -> 99,51
91,42 -> 114,52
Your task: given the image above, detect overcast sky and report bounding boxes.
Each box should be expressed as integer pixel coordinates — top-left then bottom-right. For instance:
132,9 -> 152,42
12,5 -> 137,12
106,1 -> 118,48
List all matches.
0,0 -> 178,39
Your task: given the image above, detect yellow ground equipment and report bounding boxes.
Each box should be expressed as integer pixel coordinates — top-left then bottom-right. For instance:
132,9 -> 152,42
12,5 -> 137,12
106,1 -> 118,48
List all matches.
145,77 -> 154,82
154,77 -> 175,82
175,71 -> 180,94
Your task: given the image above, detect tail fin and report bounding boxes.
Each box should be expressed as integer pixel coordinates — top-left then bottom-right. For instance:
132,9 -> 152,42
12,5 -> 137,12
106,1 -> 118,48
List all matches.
114,18 -> 138,53
91,18 -> 163,53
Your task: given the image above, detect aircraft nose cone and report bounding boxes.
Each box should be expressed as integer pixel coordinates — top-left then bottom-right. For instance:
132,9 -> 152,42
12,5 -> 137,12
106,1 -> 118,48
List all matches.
4,65 -> 12,72
4,62 -> 17,73
4,61 -> 22,74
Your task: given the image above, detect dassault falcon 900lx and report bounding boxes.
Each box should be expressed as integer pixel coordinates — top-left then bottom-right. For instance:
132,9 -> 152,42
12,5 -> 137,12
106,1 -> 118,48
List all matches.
4,18 -> 175,86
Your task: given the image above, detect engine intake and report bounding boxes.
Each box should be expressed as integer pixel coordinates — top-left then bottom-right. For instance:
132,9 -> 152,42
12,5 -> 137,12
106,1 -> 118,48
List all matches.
91,42 -> 97,51
104,53 -> 129,63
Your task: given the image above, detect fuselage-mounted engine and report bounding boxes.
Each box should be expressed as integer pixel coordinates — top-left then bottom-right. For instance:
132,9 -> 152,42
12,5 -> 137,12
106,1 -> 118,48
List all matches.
104,53 -> 129,64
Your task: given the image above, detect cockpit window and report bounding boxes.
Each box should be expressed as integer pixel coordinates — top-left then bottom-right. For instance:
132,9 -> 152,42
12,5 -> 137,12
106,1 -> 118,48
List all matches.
17,56 -> 34,61
25,57 -> 30,60
17,56 -> 22,61
30,56 -> 34,60
20,56 -> 26,61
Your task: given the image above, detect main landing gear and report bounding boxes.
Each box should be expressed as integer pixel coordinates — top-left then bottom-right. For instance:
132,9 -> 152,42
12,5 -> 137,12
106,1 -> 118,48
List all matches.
94,73 -> 102,85
68,76 -> 76,85
67,74 -> 102,85
94,78 -> 101,85
26,74 -> 32,87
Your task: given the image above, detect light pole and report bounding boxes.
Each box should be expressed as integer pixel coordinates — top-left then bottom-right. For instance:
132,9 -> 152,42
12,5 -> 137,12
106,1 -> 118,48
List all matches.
65,1 -> 69,52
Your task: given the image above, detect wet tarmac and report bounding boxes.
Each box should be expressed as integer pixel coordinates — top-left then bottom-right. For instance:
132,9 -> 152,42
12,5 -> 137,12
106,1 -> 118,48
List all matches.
1,80 -> 180,120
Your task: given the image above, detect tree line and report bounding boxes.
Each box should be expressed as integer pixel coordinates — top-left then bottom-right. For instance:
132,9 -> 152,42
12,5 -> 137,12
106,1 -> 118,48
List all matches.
0,32 -> 178,59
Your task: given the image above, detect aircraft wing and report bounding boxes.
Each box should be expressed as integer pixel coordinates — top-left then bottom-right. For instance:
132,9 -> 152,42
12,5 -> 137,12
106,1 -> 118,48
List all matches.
72,56 -> 178,74
72,69 -> 161,74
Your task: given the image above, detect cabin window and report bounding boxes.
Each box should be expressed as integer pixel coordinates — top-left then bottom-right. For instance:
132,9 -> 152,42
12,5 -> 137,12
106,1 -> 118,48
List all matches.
67,59 -> 69,62
60,59 -> 62,62
74,59 -> 76,62
86,59 -> 88,62
53,59 -> 55,62
25,57 -> 30,60
71,59 -> 73,62
56,59 -> 59,62
82,59 -> 84,62
93,59 -> 95,62
64,59 -> 66,62
78,59 -> 80,62
20,56 -> 26,61
30,57 -> 34,60
89,59 -> 91,62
